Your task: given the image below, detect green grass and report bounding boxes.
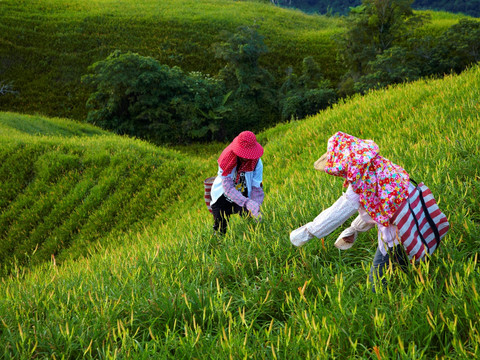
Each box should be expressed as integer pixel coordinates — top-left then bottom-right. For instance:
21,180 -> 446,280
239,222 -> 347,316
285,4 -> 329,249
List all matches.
0,0 -> 344,121
0,112 -> 212,275
0,0 -> 472,123
0,64 -> 479,358
416,10 -> 472,35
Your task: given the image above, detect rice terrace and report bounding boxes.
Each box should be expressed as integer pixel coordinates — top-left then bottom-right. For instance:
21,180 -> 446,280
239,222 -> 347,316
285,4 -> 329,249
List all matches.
0,0 -> 479,358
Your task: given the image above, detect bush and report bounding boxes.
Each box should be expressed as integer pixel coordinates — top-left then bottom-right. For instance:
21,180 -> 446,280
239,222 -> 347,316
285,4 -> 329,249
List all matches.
434,18 -> 480,74
279,56 -> 337,120
82,51 -> 228,143
335,0 -> 428,94
354,46 -> 422,92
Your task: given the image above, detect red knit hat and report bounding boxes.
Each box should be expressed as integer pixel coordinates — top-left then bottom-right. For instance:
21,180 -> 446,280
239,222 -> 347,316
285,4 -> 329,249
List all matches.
230,131 -> 264,159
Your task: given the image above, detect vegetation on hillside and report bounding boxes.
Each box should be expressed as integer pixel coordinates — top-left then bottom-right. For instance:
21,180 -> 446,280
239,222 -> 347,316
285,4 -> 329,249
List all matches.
1,0 -> 476,137
81,25 -> 338,143
269,0 -> 480,17
79,1 -> 479,143
0,112 -> 213,275
0,64 -> 478,358
334,0 -> 480,95
410,0 -> 480,17
0,1 -> 479,358
0,0 -> 343,121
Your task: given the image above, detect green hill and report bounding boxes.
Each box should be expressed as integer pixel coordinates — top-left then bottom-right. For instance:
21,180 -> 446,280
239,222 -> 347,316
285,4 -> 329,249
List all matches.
0,0 -> 468,123
0,0 -> 343,121
270,0 -> 480,17
0,63 -> 479,357
0,112 -> 215,274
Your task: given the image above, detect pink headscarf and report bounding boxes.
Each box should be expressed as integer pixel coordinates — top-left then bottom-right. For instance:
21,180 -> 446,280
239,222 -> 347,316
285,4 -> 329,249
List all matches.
324,132 -> 409,226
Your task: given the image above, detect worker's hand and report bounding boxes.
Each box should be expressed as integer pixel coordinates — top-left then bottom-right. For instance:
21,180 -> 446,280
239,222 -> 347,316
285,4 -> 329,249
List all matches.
334,227 -> 357,250
245,199 -> 260,217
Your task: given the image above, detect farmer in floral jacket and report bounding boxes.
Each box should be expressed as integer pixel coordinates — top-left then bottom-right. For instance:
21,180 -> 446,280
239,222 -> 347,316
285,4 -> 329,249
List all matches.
290,131 -> 415,291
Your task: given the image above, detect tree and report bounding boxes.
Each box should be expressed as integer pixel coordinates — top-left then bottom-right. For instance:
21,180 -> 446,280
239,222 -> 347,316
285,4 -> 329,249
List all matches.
214,25 -> 278,138
434,19 -> 480,74
279,56 -> 337,120
82,51 -> 227,143
336,0 -> 426,94
355,46 -> 421,92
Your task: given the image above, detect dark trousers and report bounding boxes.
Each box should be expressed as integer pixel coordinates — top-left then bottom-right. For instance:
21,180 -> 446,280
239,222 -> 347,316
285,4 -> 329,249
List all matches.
369,245 -> 409,293
211,195 -> 247,234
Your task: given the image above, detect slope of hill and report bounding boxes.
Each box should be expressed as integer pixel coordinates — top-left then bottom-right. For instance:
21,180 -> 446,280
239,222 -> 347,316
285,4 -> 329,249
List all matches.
0,66 -> 479,358
0,0 -> 469,124
0,0 -> 343,120
0,112 -> 214,274
414,0 -> 480,17
271,0 -> 480,17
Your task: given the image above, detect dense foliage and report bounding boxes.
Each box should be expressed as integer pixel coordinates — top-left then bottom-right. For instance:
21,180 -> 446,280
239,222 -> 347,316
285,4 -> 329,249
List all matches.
82,51 -> 228,143
270,0 -> 480,16
336,0 -> 426,94
435,18 -> 480,73
214,26 -> 278,138
83,27 -> 337,143
1,0 -> 477,144
80,1 -> 479,143
279,56 -> 337,120
0,63 -> 479,358
336,1 -> 480,94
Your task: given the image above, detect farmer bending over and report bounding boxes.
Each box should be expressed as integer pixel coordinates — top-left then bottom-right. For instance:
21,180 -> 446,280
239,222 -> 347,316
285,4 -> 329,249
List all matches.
290,131 -> 414,292
210,131 -> 264,235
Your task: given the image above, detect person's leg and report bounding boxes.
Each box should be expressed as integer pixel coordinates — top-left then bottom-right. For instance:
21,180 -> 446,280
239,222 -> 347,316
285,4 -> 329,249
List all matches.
391,245 -> 409,273
212,196 -> 231,235
369,247 -> 389,293
211,195 -> 243,235
369,245 -> 409,293
212,209 -> 228,235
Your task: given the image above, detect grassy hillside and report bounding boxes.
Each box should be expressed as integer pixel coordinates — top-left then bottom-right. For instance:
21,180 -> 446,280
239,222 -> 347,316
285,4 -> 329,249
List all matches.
0,112 -> 215,275
0,0 -> 343,121
0,66 -> 479,358
418,10 -> 471,34
0,0 -> 468,123
270,0 -> 480,17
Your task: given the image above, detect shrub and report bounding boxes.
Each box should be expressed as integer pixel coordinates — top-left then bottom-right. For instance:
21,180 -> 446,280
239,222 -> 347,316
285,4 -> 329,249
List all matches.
354,46 -> 422,92
279,56 -> 337,120
82,51 -> 228,143
434,18 -> 480,74
335,0 -> 428,94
